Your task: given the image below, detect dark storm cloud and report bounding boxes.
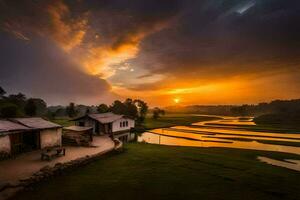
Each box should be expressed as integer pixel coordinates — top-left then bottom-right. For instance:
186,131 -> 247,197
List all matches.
130,0 -> 300,89
1,0 -> 300,104
0,0 -> 181,104
0,32 -> 113,105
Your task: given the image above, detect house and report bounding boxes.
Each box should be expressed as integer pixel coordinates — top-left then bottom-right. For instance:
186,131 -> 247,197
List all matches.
0,118 -> 62,156
72,112 -> 135,142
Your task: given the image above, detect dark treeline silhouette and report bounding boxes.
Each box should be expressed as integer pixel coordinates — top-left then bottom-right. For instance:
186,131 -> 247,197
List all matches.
166,99 -> 300,126
1,86 -> 149,123
48,99 -> 149,123
152,107 -> 165,119
0,86 -> 47,118
166,105 -> 235,116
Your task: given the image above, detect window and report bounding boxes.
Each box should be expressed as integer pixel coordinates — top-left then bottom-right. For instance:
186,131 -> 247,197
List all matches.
126,121 -> 128,127
123,121 -> 126,127
120,122 -> 122,127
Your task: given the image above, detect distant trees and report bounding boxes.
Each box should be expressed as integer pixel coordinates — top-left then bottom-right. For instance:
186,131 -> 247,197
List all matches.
152,107 -> 165,120
230,105 -> 248,116
0,86 -> 150,123
0,86 -> 48,118
97,104 -> 109,113
66,102 -> 77,118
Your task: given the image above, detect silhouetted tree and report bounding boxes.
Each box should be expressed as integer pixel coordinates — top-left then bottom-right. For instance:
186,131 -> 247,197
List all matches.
66,102 -> 77,118
134,99 -> 148,123
97,104 -> 109,113
124,98 -> 138,118
0,86 -> 6,98
152,107 -> 165,120
110,100 -> 127,115
85,108 -> 90,114
25,98 -> 37,116
7,93 -> 27,110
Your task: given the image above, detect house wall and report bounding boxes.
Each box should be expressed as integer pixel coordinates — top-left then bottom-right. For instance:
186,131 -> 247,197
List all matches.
112,118 -> 135,132
40,128 -> 62,149
0,135 -> 11,153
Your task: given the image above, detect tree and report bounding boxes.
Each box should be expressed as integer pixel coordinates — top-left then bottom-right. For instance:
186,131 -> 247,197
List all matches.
152,107 -> 165,120
134,99 -> 148,123
24,98 -> 37,116
124,98 -> 138,119
0,86 -> 6,98
110,100 -> 127,115
97,104 -> 109,113
31,98 -> 47,116
7,93 -> 27,110
0,103 -> 18,118
66,102 -> 77,118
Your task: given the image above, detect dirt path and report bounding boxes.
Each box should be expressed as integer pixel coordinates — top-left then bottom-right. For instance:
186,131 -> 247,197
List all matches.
0,136 -> 114,184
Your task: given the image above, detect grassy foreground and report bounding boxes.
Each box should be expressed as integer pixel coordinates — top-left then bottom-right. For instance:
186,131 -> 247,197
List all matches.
13,143 -> 300,200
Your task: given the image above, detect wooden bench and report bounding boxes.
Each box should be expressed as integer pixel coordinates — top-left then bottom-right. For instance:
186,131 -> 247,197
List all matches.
41,147 -> 66,161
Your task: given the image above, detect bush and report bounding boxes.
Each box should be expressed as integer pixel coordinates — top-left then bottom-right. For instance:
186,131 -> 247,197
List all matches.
0,103 -> 19,118
254,112 -> 300,126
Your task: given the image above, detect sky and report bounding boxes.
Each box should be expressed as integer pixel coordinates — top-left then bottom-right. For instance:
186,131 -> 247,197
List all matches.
0,0 -> 300,106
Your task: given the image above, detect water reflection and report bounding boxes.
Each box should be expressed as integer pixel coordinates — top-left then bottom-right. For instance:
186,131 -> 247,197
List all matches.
258,156 -> 300,172
138,116 -> 300,155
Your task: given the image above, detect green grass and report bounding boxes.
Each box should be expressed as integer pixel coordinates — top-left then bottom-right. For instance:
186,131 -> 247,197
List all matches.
143,114 -> 220,130
13,143 -> 300,200
50,118 -> 74,127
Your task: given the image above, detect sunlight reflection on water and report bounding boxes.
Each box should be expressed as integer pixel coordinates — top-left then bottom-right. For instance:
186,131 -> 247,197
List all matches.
138,116 -> 300,172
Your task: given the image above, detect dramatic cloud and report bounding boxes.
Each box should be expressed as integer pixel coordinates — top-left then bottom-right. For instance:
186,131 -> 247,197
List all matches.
0,0 -> 299,106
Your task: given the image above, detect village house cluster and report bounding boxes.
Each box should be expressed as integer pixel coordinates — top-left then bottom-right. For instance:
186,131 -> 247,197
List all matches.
0,112 -> 135,158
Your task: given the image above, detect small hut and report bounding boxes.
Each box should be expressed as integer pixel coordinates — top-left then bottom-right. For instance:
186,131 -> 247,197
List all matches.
63,126 -> 93,146
0,118 -> 62,156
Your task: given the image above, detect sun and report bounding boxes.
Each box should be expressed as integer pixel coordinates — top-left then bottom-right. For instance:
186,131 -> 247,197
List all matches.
174,98 -> 180,104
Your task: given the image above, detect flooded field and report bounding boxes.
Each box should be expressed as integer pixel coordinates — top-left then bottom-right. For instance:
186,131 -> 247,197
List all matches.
138,116 -> 300,172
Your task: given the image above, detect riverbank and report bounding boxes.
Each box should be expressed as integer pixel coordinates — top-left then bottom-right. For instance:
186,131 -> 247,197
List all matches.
12,143 -> 300,200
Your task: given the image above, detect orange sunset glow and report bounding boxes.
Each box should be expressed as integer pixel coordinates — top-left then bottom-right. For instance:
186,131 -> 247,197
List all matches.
0,0 -> 299,107
1,1 -> 300,200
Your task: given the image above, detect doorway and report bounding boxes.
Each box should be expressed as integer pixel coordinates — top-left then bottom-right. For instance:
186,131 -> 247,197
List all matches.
10,131 -> 40,155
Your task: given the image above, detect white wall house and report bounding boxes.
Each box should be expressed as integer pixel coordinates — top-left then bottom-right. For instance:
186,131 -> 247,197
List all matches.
73,112 -> 135,142
0,118 -> 62,155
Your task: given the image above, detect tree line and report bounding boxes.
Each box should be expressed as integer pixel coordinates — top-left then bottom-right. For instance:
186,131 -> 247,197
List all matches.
0,87 -> 47,118
0,86 -> 153,124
